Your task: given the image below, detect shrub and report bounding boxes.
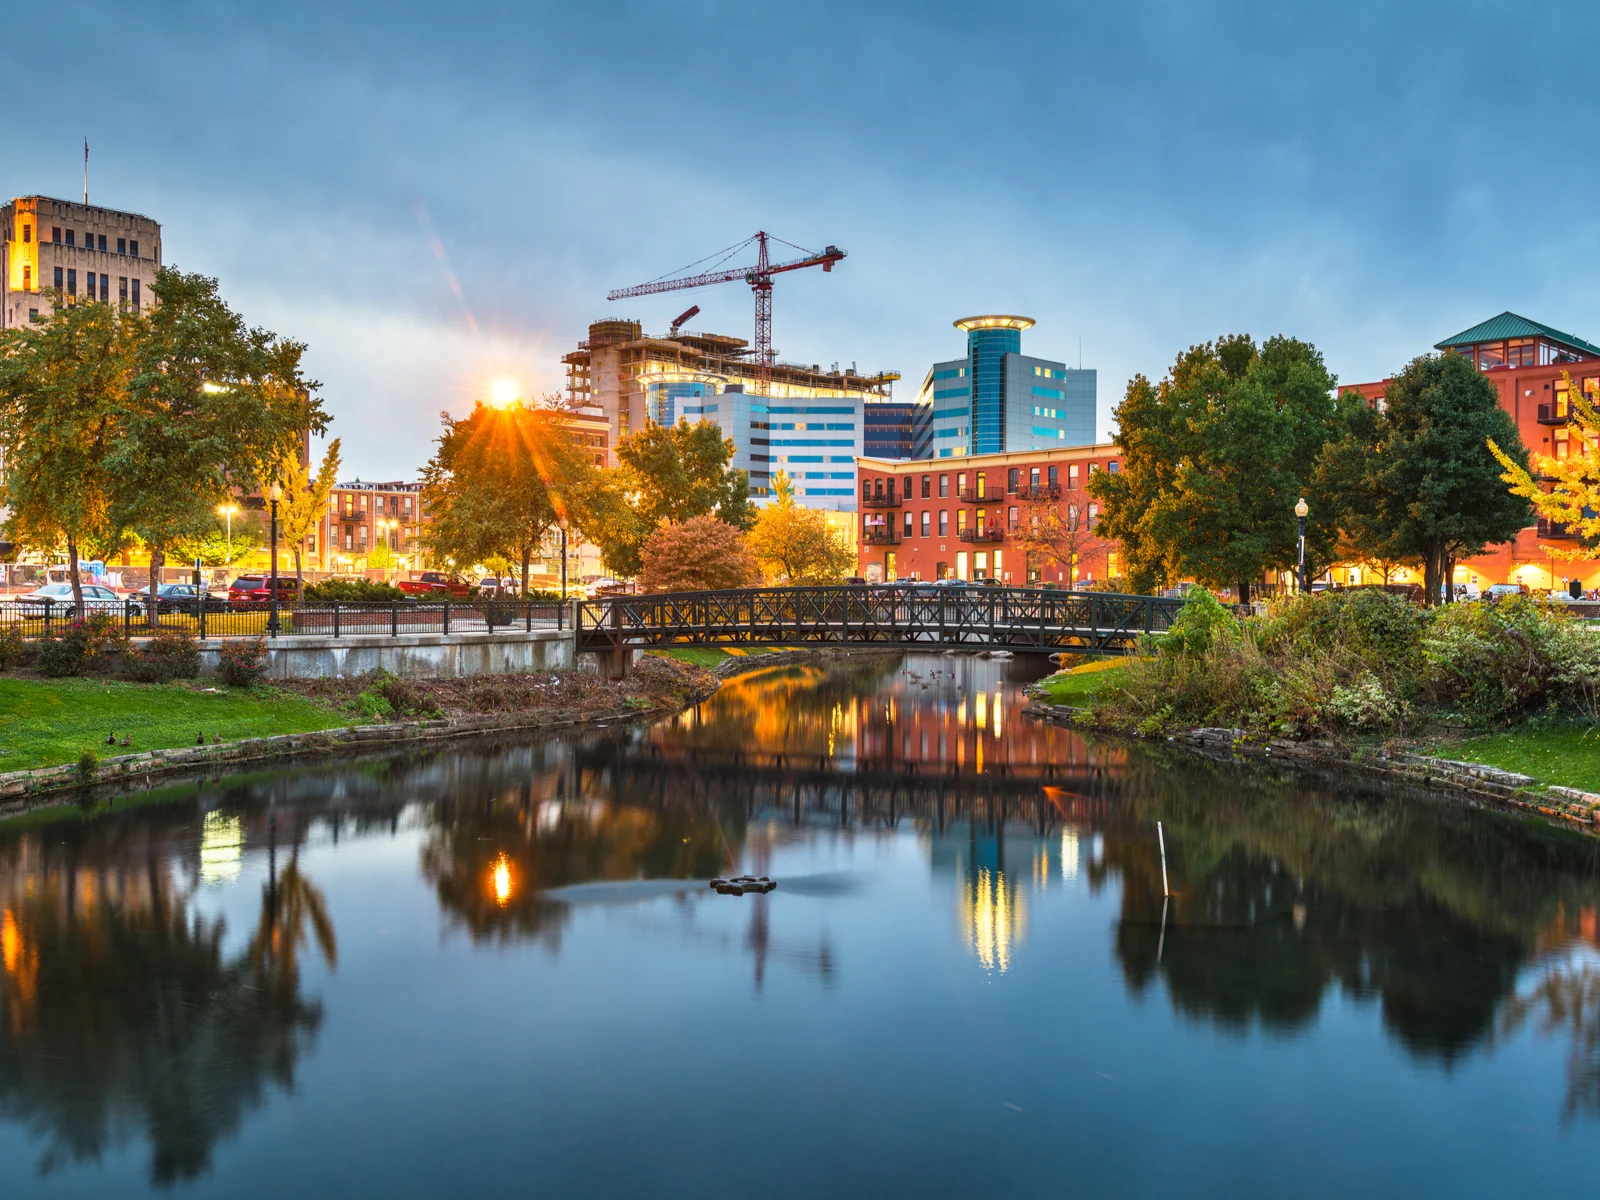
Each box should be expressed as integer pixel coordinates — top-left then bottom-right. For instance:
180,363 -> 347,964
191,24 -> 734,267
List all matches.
123,629 -> 202,683
217,637 -> 270,687
1421,597 -> 1595,725
0,625 -> 25,672
304,578 -> 408,602
37,614 -> 126,678
1154,588 -> 1239,655
77,750 -> 99,779
639,516 -> 758,593
377,672 -> 437,717
1324,672 -> 1408,734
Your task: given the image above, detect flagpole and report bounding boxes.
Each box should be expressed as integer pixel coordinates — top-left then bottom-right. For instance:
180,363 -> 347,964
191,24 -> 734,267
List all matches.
83,137 -> 88,205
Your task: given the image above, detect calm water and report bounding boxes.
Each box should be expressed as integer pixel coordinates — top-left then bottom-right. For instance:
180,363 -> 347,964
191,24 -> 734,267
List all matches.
2,652 -> 1599,1196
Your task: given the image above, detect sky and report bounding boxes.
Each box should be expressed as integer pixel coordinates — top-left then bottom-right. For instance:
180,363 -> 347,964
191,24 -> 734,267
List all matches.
13,0 -> 1600,479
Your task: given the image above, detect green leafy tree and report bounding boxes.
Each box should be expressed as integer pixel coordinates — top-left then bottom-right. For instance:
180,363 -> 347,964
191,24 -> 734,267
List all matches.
746,469 -> 855,583
110,269 -> 325,625
419,401 -> 589,594
272,438 -> 341,590
1319,353 -> 1531,605
638,515 -> 758,592
1091,335 -> 1342,602
0,297 -> 129,612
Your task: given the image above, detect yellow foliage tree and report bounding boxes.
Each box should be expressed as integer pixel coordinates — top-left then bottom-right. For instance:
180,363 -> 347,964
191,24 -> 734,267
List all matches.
1489,372 -> 1600,566
746,469 -> 856,584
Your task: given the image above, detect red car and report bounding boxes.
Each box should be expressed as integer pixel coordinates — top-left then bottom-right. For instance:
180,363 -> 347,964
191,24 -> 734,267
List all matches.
397,572 -> 474,599
227,575 -> 301,604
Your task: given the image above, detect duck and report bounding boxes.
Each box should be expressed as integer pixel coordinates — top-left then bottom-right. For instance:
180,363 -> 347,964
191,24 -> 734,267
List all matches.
196,732 -> 207,746
105,732 -> 117,746
119,736 -> 131,748
212,734 -> 222,744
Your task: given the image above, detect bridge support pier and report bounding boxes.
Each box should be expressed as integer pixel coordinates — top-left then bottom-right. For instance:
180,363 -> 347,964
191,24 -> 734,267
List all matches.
579,645 -> 636,681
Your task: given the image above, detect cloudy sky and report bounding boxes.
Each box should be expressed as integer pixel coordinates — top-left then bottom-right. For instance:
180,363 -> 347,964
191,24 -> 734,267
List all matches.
15,0 -> 1600,478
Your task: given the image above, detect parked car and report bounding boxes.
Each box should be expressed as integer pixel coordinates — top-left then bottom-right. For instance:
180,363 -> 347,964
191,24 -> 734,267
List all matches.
397,571 -> 475,599
1485,582 -> 1528,600
154,582 -> 230,614
227,575 -> 302,605
18,582 -> 143,616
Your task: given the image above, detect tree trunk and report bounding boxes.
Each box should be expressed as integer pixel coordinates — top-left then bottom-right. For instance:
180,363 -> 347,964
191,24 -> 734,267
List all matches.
521,545 -> 531,598
147,539 -> 163,629
294,547 -> 304,593
1236,579 -> 1251,605
66,534 -> 84,615
1443,550 -> 1456,603
1422,546 -> 1440,608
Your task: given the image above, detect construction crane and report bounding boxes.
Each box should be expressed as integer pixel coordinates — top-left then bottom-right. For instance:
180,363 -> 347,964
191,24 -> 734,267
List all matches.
608,231 -> 845,398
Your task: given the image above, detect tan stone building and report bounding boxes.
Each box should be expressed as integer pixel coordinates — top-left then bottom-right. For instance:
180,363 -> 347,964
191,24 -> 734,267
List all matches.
2,195 -> 162,329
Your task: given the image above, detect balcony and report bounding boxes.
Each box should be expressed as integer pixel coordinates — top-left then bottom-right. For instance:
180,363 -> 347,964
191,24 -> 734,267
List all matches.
1537,402 -> 1573,425
1014,484 -> 1062,500
861,527 -> 901,546
1537,518 -> 1577,540
958,526 -> 1006,543
860,493 -> 903,508
957,487 -> 996,503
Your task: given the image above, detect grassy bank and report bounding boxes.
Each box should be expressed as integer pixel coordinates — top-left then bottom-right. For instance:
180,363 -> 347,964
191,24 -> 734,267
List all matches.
1033,659 -> 1127,706
644,646 -> 775,670
0,677 -> 349,773
1438,726 -> 1600,793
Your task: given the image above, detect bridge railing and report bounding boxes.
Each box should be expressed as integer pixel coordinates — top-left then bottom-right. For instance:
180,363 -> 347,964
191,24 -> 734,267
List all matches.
576,584 -> 1182,653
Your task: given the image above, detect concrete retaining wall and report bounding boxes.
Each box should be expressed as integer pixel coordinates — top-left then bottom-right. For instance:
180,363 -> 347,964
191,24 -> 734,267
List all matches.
198,630 -> 575,680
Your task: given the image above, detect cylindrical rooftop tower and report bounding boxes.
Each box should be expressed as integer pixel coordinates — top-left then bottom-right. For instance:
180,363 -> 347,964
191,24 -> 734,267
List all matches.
953,316 -> 1034,455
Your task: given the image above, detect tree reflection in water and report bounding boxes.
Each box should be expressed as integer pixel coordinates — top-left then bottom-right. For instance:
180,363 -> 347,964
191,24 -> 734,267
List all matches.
0,810 -> 334,1185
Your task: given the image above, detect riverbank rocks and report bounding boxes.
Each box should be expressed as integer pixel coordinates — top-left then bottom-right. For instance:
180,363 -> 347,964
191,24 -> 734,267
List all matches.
711,876 -> 776,896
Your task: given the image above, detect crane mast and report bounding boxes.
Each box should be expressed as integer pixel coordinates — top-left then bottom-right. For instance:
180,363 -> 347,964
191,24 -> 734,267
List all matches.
607,231 -> 845,397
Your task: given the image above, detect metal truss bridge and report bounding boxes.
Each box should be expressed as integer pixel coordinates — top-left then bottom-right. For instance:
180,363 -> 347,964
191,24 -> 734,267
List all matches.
576,585 -> 1182,658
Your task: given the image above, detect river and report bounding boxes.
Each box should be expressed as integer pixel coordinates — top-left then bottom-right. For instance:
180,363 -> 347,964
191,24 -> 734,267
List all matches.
1,651 -> 1598,1196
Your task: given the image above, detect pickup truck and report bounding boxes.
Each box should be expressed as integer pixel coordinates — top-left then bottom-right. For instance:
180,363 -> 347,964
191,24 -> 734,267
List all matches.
397,572 -> 475,599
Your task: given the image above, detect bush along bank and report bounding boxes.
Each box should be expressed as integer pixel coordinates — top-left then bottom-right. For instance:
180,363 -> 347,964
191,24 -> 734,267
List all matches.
1026,588 -> 1600,826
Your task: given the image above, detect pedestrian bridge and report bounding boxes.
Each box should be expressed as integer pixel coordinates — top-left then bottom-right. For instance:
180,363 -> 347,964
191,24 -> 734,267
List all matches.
575,584 -> 1181,661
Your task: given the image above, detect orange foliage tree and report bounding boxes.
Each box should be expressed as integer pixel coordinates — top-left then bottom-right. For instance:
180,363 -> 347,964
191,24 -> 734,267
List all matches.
638,515 -> 758,593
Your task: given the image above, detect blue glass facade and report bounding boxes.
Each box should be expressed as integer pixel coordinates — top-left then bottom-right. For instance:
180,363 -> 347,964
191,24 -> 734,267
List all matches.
646,380 -> 715,427
967,326 -> 1020,455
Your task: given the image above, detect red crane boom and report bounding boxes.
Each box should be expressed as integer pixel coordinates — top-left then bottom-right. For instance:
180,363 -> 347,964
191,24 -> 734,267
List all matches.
608,231 -> 845,398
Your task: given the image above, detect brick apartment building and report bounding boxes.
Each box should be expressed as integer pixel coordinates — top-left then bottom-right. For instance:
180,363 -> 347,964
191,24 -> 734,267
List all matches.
854,444 -> 1122,583
1355,312 -> 1600,594
320,481 -> 424,571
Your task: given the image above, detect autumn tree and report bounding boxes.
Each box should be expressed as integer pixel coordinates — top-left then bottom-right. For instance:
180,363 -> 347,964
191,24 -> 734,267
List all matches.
638,515 -> 758,593
1490,371 -> 1600,570
746,470 -> 854,583
111,269 -> 325,624
419,400 -> 589,594
1091,335 -> 1342,601
1012,493 -> 1110,585
0,297 -> 129,612
272,438 -> 341,590
1319,353 -> 1531,605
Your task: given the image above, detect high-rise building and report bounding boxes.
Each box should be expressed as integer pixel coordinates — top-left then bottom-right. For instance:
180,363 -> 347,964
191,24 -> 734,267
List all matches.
563,320 -> 899,511
2,196 -> 162,329
923,316 -> 1095,457
863,397 -> 933,459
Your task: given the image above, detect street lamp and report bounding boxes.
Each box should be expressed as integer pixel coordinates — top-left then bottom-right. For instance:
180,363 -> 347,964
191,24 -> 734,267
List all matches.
267,483 -> 283,636
558,516 -> 569,601
217,503 -> 239,565
1295,497 -> 1309,596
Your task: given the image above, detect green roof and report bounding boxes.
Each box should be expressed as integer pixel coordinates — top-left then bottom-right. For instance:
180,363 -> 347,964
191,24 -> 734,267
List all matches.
1434,311 -> 1600,358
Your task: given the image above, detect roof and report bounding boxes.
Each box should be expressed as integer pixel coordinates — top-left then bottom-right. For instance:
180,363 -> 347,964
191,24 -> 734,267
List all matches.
1434,311 -> 1600,358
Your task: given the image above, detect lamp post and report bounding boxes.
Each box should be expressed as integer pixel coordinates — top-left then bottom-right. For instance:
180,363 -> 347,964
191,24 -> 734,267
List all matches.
267,484 -> 283,636
1295,497 -> 1309,595
217,503 -> 238,565
558,516 -> 569,601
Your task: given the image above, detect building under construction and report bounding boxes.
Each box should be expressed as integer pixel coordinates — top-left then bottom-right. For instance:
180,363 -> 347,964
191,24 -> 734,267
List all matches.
563,319 -> 899,510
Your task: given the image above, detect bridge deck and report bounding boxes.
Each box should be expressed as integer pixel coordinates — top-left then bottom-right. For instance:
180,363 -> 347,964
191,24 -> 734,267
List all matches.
578,585 -> 1181,655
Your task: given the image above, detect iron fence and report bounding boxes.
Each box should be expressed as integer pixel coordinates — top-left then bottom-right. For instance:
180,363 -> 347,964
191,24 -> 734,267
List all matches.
0,597 -> 566,640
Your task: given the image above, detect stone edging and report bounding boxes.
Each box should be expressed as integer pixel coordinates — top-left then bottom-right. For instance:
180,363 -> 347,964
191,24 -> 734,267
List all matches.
1022,698 -> 1600,832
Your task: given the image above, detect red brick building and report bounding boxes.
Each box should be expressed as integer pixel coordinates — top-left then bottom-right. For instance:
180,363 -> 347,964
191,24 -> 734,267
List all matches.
854,444 -> 1122,583
1355,312 -> 1600,594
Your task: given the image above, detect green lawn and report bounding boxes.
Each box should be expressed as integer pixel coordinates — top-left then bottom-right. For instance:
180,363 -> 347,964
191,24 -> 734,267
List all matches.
1034,659 -> 1127,706
0,677 -> 350,774
1440,725 -> 1600,793
644,646 -> 773,670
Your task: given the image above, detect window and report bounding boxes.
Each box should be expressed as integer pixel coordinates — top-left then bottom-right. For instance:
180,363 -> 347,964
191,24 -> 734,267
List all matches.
131,278 -> 140,310
975,473 -> 987,500
51,227 -> 61,244
1109,460 -> 1119,474
66,269 -> 76,297
1030,466 -> 1040,490
921,474 -> 930,499
903,475 -> 913,500
1008,505 -> 1018,529
1049,465 -> 1060,488
99,273 -> 107,299
1068,503 -> 1079,529
21,223 -> 29,243
1065,464 -> 1075,488
21,266 -> 28,290
119,277 -> 128,304
1088,503 -> 1099,529
939,510 -> 949,536
957,509 -> 968,534
65,229 -> 75,248
84,273 -> 94,301
1089,462 -> 1099,476
129,240 -> 139,257
903,511 -> 914,537
1007,468 -> 1019,493
98,234 -> 107,252
939,474 -> 949,498
28,309 -> 38,322
873,478 -> 884,498
861,480 -> 871,500
957,472 -> 967,496
117,237 -> 126,255
921,511 -> 930,537
1507,338 -> 1536,368
404,496 -> 413,513
54,266 -> 63,291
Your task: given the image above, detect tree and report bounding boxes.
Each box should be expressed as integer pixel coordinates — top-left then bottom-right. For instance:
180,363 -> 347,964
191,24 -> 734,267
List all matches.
1012,493 -> 1110,584
0,296 -> 129,612
581,419 -> 753,579
1091,335 -> 1342,602
746,470 -> 854,583
638,515 -> 758,592
419,400 -> 589,594
273,438 -> 341,590
1320,353 -> 1532,605
1490,371 -> 1600,567
110,269 -> 325,625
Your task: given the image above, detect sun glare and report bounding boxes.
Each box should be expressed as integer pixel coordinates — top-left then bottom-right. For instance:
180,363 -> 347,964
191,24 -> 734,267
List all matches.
489,378 -> 520,408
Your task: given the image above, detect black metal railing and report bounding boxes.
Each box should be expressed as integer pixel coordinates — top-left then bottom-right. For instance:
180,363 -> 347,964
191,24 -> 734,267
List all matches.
1537,402 -> 1572,424
860,493 -> 903,508
958,526 -> 1006,543
1015,484 -> 1063,500
861,528 -> 901,545
0,597 -> 567,640
1536,518 -> 1577,540
957,487 -> 996,503
576,583 -> 1182,655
